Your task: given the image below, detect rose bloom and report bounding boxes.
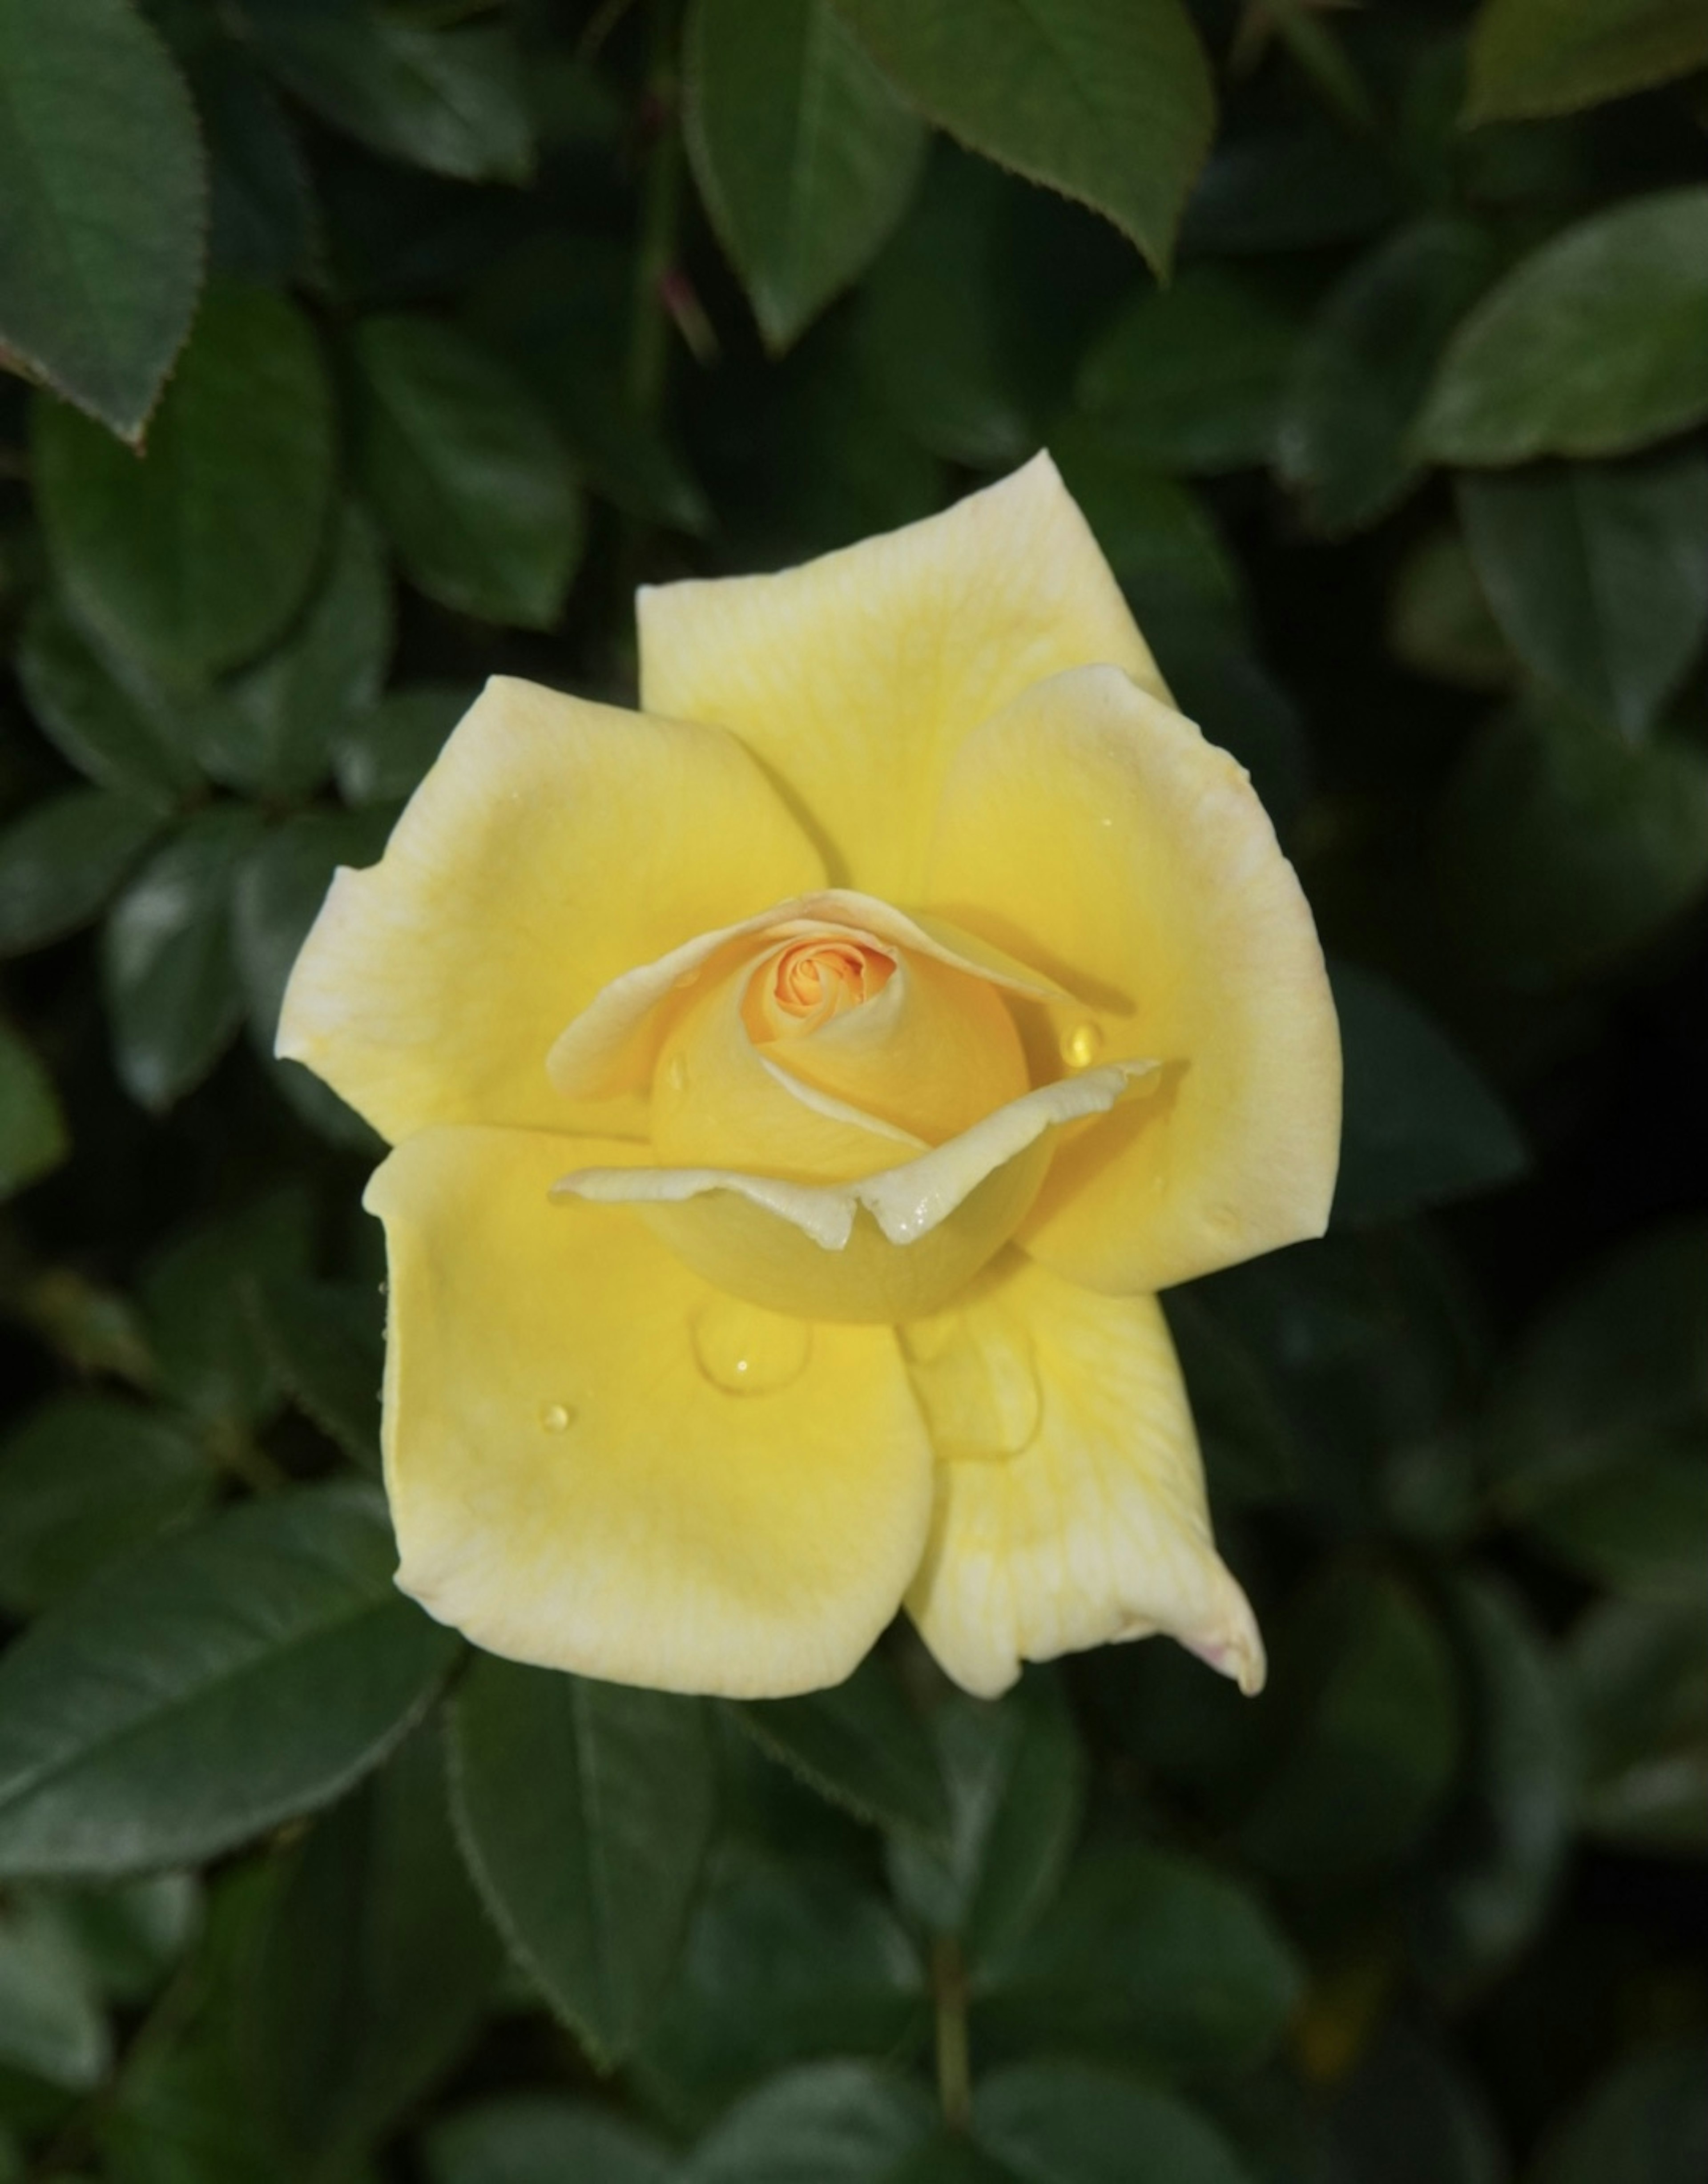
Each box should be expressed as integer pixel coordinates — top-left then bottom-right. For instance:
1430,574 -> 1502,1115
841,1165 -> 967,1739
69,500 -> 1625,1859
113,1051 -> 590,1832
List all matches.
279,456 -> 1340,1701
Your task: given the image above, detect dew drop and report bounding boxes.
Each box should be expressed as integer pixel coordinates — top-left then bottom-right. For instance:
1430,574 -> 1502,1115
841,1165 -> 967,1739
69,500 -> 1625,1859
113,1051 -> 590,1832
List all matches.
693,1296 -> 811,1395
665,1051 -> 689,1093
539,1402 -> 574,1433
1060,1019 -> 1103,1069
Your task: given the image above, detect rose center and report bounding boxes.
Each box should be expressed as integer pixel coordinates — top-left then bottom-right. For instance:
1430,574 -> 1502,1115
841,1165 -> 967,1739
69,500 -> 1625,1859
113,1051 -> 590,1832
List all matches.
759,939 -> 895,1038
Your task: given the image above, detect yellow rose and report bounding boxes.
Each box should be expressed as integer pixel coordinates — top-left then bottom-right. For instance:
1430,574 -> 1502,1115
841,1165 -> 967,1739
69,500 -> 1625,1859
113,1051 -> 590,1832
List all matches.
278,455 -> 1340,1701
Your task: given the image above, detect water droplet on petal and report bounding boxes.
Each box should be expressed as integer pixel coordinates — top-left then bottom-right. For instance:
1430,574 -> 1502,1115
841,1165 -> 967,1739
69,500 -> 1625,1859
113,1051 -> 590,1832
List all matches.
1060,1019 -> 1103,1069
693,1296 -> 811,1395
665,1051 -> 689,1092
539,1402 -> 575,1433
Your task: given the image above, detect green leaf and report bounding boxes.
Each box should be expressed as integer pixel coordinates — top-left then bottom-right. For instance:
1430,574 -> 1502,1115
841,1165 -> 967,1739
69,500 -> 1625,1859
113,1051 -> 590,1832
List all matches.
838,0 -> 1214,274
426,2096 -> 676,2184
16,599 -> 199,811
332,682 -> 473,806
1199,1235 -> 1482,1533
1435,703 -> 1708,987
234,0 -> 532,184
688,2063 -> 935,2183
1569,1596 -> 1708,1853
973,2062 -> 1254,2184
1279,219 -> 1495,534
1163,1289 -> 1301,1508
54,1874 -> 200,2006
733,1651 -> 949,1841
140,1190 -> 312,1433
0,1020 -> 69,1201
686,0 -> 924,351
32,284 -> 336,683
0,1481 -> 458,1880
1416,187 -> 1708,464
885,1680 -> 1084,1967
857,146 -> 1128,471
0,1895 -> 109,2090
708,322 -> 945,562
890,2140 -> 1017,2184
0,0 -> 205,440
1330,960 -> 1527,1227
1482,1222 -> 1708,1511
1414,1574 -> 1576,1995
1180,116 -> 1396,257
101,807 -> 263,1112
1386,527 -> 1515,692
1237,1567 -> 1462,1882
633,1847 -> 925,2128
99,1862 -> 295,2184
352,315 -> 584,629
188,40 -> 318,286
1531,2039 -> 1708,2184
978,1846 -> 1302,2075
1467,0 -> 1708,124
0,1394 -> 213,1617
1528,1449 -> 1708,1604
1074,268 -> 1297,474
1458,453 -> 1708,740
0,787 -> 162,958
185,505 -> 394,798
246,1274 -> 383,1472
245,1719 -> 503,2168
1321,2025 -> 1505,2184
469,236 -> 710,534
447,1657 -> 716,2065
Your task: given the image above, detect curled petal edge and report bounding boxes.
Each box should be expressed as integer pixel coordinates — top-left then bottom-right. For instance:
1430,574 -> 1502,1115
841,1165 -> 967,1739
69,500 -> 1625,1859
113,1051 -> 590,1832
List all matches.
552,1059 -> 1156,1249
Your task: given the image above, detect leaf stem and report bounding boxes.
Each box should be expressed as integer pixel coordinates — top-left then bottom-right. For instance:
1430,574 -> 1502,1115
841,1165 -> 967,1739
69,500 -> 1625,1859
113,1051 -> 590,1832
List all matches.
932,1933 -> 972,2131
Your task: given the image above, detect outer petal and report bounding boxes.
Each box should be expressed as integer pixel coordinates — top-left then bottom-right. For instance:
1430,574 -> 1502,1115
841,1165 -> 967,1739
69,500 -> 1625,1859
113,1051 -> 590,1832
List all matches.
278,677 -> 825,1142
924,665 -> 1341,1293
636,454 -> 1166,900
365,1126 -> 934,1698
902,1253 -> 1264,1700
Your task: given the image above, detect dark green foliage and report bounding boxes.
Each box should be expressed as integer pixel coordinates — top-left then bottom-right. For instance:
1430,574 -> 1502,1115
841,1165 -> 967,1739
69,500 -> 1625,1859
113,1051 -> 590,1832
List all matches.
0,3 -> 1704,2178
32,285 -> 337,682
448,1659 -> 717,2066
0,0 -> 206,440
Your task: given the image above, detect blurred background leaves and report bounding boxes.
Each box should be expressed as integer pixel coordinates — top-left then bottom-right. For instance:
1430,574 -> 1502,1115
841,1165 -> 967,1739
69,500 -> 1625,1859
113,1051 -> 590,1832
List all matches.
1,0 -> 1706,2178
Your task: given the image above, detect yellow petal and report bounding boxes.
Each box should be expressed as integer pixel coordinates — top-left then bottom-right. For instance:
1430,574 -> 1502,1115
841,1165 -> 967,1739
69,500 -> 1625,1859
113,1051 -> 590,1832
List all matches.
365,1126 -> 934,1697
555,1062 -> 1155,1323
278,676 -> 825,1143
902,1252 -> 1265,1700
636,454 -> 1166,901
925,665 -> 1340,1293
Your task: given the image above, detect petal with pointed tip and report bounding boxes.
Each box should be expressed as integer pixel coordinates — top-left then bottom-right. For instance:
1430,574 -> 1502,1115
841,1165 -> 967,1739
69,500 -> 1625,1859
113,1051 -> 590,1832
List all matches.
903,1253 -> 1265,1700
637,454 -> 1167,899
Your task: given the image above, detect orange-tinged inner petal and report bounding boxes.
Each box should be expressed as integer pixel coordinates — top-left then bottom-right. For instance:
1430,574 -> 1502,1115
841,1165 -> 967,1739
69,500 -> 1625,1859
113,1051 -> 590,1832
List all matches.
751,939 -> 897,1038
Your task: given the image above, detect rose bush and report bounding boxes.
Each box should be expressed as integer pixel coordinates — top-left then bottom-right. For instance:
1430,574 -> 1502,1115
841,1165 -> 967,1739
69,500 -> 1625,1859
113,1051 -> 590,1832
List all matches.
278,455 -> 1340,1700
